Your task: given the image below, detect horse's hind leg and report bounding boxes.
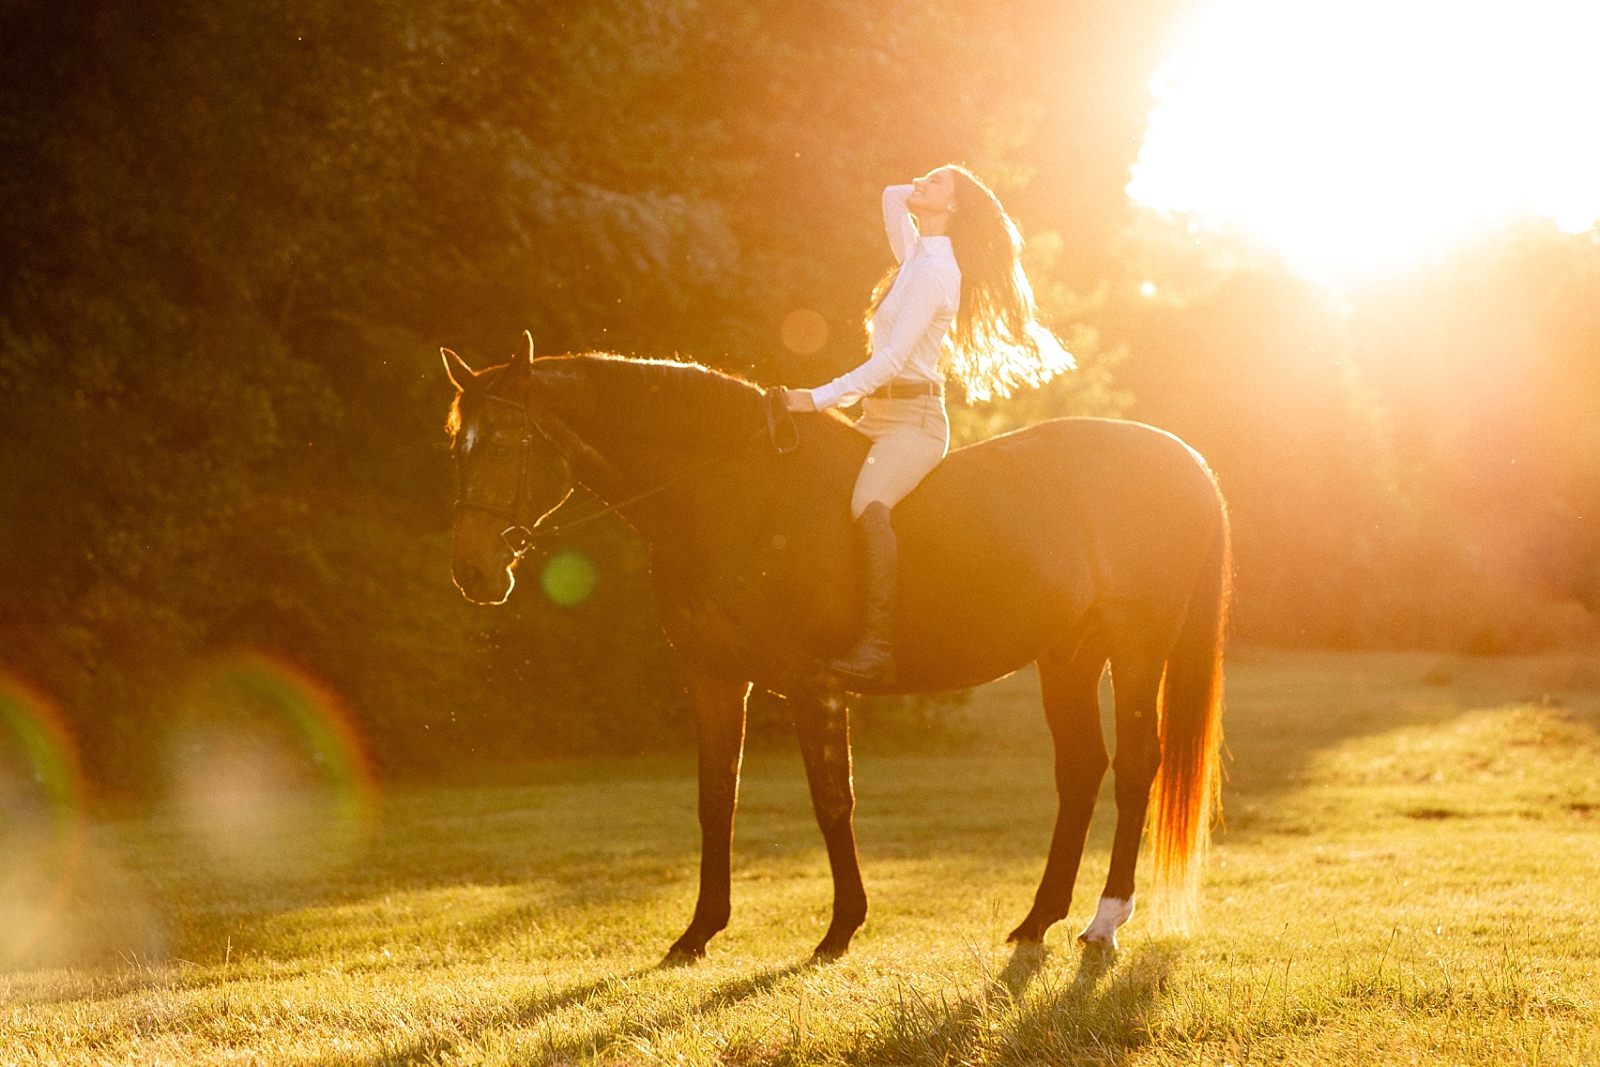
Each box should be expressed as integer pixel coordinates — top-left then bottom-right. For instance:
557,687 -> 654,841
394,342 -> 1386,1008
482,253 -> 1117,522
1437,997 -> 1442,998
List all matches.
1007,633 -> 1111,944
790,677 -> 867,957
666,667 -> 751,962
1080,628 -> 1168,949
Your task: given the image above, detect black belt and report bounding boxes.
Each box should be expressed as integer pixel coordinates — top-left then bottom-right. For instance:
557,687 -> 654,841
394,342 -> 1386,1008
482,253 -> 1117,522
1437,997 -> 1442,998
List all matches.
870,380 -> 943,399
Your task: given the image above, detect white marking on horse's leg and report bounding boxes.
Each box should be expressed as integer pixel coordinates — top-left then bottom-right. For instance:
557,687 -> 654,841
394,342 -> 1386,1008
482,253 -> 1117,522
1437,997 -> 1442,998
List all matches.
1078,896 -> 1134,948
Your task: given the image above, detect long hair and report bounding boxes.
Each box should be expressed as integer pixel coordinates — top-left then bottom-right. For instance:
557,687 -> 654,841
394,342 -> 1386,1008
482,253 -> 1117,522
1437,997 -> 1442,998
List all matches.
868,165 -> 1072,402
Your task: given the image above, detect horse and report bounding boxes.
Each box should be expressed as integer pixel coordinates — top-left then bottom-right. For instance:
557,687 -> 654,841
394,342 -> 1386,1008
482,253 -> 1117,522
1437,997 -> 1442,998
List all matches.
443,336 -> 1229,961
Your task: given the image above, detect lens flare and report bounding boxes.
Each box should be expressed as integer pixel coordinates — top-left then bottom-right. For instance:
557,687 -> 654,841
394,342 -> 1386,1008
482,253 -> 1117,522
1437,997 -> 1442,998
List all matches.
165,651 -> 379,875
541,549 -> 599,607
781,308 -> 829,355
0,671 -> 87,961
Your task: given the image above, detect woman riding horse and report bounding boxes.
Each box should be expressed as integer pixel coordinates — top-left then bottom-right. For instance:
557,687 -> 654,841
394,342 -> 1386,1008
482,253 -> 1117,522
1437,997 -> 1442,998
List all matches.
783,166 -> 1072,682
441,170 -> 1228,960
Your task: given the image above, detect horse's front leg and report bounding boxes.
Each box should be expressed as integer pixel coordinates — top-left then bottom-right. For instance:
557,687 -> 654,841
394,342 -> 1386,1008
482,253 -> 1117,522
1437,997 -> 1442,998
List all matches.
665,667 -> 751,962
790,678 -> 867,957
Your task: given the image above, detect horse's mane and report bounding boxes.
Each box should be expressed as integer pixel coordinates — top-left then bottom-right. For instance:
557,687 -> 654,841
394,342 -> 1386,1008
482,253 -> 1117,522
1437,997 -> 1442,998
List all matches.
532,353 -> 769,453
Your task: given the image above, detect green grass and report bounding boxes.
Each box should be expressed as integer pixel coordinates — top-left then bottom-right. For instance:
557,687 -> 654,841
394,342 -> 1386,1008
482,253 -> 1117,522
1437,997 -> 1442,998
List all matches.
4,649 -> 1600,1064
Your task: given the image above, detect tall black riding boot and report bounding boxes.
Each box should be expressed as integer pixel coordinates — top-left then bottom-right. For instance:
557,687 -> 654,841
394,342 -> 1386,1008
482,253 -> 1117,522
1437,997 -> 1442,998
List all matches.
830,500 -> 898,683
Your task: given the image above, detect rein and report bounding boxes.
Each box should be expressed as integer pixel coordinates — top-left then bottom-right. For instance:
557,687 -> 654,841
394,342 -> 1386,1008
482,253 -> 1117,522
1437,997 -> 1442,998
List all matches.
456,387 -> 797,561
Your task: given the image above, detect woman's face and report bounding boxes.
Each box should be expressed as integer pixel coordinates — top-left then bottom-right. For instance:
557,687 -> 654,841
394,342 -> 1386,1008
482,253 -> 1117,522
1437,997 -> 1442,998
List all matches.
906,168 -> 957,218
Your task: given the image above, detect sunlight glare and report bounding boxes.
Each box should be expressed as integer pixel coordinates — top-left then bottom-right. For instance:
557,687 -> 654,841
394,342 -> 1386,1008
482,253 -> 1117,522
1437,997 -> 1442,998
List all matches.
1128,0 -> 1600,271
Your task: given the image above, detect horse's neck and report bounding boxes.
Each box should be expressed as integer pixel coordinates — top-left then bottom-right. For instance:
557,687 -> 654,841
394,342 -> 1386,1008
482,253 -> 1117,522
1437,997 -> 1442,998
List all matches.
540,356 -> 759,468
533,363 -> 729,528
580,430 -> 699,492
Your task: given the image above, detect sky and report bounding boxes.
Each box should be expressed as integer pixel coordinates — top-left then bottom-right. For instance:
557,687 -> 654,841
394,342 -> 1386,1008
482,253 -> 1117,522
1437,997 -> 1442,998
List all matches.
1126,0 -> 1600,272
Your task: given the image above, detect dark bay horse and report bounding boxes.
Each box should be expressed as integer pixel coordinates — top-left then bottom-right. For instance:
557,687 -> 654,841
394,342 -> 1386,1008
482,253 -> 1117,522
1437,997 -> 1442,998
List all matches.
444,338 -> 1229,960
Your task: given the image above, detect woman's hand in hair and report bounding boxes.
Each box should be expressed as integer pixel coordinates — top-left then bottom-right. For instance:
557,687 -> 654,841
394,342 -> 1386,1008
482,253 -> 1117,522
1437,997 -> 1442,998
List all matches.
781,387 -> 818,413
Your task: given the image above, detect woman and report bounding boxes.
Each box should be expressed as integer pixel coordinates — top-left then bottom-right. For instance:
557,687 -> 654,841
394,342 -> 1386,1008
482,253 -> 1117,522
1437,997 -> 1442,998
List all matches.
784,165 -> 1072,682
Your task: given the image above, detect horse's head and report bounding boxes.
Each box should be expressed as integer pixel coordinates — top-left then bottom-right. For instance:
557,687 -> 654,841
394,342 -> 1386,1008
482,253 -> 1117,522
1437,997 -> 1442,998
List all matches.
443,335 -> 574,604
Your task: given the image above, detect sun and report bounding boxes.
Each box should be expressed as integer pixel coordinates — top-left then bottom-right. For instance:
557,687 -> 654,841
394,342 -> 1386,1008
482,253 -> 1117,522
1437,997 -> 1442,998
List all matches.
1127,0 -> 1600,273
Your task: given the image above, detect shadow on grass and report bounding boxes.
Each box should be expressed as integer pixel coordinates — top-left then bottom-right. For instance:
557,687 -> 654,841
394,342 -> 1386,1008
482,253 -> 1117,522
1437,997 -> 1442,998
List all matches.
362,969 -> 648,1066
1070,942 -> 1118,990
1009,942 -> 1180,1062
995,938 -> 1115,999
998,942 -> 1047,997
995,940 -> 1115,1001
364,959 -> 811,1066
851,942 -> 1180,1066
543,959 -> 812,1063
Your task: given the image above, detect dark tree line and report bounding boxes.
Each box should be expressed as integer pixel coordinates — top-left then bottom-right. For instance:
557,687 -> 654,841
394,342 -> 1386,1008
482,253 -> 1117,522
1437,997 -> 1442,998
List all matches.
0,0 -> 1118,789
2,0 -> 1595,793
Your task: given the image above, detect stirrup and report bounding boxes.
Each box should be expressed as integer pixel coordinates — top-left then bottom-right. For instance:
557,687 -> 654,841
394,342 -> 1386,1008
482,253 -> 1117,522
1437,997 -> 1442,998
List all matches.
829,642 -> 895,684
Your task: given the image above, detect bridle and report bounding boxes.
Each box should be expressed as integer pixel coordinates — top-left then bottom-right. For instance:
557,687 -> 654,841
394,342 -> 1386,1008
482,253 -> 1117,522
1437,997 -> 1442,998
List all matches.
452,393 -> 555,559
454,383 -> 800,562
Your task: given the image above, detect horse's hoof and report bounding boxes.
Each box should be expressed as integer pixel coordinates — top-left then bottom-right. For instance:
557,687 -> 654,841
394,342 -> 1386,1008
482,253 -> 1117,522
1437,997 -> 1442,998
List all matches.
1006,916 -> 1049,944
1075,924 -> 1115,949
812,934 -> 853,959
662,941 -> 707,966
1077,896 -> 1134,949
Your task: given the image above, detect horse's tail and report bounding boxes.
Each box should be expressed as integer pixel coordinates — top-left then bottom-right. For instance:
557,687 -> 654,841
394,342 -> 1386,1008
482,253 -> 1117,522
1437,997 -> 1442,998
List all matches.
1146,494 -> 1231,934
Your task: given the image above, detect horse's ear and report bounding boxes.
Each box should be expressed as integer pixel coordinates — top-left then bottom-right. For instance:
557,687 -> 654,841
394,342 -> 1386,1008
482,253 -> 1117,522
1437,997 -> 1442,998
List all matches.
441,347 -> 476,392
512,330 -> 535,370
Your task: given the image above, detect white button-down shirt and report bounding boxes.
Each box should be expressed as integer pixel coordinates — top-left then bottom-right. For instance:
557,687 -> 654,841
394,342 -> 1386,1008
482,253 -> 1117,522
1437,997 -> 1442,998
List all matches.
809,186 -> 961,410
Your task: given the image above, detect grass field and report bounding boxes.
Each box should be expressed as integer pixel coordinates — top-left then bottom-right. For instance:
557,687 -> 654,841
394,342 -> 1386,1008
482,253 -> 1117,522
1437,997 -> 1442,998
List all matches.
4,649 -> 1600,1065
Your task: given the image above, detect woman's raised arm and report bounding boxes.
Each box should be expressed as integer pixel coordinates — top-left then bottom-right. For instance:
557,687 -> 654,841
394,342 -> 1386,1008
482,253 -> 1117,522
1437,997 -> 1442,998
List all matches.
882,184 -> 917,265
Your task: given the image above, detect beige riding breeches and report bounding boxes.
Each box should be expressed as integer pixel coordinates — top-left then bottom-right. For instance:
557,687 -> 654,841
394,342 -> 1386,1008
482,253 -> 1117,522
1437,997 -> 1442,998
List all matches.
849,395 -> 950,518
